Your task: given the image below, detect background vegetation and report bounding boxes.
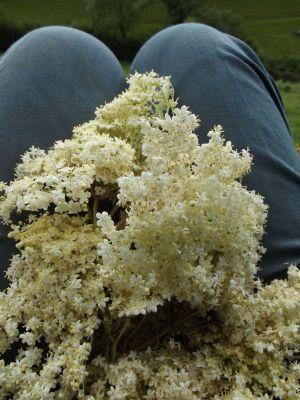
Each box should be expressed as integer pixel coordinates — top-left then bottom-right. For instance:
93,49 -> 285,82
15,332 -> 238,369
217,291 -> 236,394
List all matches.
278,81 -> 300,144
0,0 -> 299,143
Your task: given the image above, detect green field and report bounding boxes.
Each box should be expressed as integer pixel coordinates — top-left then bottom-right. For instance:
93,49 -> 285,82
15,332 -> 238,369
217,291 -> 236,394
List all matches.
0,0 -> 89,27
1,0 -> 299,62
278,81 -> 300,144
215,0 -> 300,61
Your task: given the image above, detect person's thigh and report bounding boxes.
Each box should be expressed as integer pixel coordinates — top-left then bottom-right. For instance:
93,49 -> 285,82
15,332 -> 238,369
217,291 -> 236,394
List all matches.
0,26 -> 126,290
131,23 -> 300,282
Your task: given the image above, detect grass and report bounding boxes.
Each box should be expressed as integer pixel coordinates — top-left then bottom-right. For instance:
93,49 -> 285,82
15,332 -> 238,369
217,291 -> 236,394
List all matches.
278,81 -> 300,144
0,0 -> 89,27
1,0 -> 300,62
214,0 -> 300,61
121,61 -> 131,76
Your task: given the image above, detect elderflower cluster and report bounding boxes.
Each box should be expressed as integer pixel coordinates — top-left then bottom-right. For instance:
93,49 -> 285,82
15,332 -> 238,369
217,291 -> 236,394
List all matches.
97,111 -> 266,318
0,133 -> 135,221
85,267 -> 300,400
0,72 -> 298,399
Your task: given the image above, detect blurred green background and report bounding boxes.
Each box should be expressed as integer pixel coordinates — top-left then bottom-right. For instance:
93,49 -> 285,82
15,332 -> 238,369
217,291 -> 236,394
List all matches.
0,0 -> 299,143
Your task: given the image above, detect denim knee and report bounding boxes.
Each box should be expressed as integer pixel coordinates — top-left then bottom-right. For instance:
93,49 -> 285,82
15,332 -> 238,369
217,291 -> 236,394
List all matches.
4,25 -> 92,64
131,23 -> 230,75
0,24 -> 125,184
3,25 -> 124,79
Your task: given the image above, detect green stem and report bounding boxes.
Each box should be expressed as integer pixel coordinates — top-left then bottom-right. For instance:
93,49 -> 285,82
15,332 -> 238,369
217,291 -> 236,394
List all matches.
122,314 -> 148,353
103,313 -> 112,361
111,318 -> 130,363
135,309 -> 201,352
285,354 -> 300,362
110,203 -> 120,218
93,197 -> 99,230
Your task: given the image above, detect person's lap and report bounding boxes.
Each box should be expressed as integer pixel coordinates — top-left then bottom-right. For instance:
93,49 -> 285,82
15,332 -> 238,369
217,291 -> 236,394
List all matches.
0,23 -> 299,290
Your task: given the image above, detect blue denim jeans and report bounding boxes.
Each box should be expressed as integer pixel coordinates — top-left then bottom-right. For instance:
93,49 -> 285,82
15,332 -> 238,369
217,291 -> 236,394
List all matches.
0,24 -> 299,290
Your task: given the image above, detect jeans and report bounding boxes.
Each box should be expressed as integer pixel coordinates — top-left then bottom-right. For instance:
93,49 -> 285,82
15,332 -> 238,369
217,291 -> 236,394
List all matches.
0,24 -> 299,290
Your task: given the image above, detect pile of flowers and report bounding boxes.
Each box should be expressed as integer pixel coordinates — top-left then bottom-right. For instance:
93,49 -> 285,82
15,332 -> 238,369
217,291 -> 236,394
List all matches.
0,72 -> 299,399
